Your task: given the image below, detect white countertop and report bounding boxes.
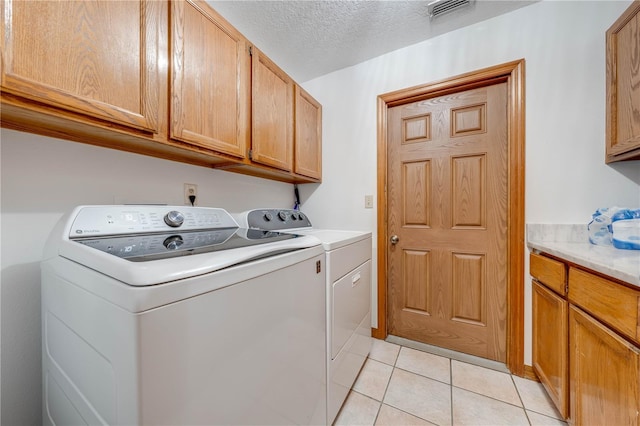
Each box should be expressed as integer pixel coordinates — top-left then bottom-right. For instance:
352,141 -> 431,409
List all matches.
527,224 -> 640,287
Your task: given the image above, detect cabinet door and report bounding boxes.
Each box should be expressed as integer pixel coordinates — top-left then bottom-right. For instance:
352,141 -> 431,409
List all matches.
1,0 -> 160,133
294,85 -> 322,180
606,1 -> 640,161
533,282 -> 568,419
171,0 -> 249,158
570,305 -> 640,425
251,48 -> 294,171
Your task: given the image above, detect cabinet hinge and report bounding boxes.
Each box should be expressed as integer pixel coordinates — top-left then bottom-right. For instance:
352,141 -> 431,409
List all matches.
249,46 -> 253,56
248,149 -> 253,160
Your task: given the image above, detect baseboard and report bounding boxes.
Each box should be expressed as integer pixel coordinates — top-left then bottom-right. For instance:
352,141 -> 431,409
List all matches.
523,365 -> 540,381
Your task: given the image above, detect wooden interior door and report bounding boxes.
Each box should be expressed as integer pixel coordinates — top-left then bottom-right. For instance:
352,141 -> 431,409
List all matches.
387,83 -> 509,362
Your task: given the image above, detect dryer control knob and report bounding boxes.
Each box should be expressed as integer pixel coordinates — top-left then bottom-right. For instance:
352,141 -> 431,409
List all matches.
164,210 -> 185,228
264,212 -> 273,222
278,211 -> 288,221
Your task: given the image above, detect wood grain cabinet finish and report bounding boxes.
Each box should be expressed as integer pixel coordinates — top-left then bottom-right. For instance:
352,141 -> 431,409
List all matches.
170,0 -> 249,159
0,1 -> 322,184
530,253 -> 569,418
606,0 -> 640,162
294,85 -> 322,180
250,47 -> 294,172
569,267 -> 640,344
1,0 -> 160,133
569,305 -> 640,425
532,281 -> 569,419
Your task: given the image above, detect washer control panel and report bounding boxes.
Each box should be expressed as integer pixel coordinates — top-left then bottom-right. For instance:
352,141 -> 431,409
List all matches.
245,209 -> 312,231
69,206 -> 239,238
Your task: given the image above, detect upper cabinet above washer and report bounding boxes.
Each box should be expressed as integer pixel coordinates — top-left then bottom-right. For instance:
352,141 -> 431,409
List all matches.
0,0 -> 322,183
1,0 -> 161,133
606,0 -> 640,163
250,47 -> 295,172
170,0 -> 250,159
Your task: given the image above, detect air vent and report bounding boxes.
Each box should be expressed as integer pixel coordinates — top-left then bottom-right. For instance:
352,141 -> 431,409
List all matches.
428,0 -> 473,19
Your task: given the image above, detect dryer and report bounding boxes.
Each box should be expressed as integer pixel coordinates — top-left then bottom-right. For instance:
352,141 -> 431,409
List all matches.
234,209 -> 372,424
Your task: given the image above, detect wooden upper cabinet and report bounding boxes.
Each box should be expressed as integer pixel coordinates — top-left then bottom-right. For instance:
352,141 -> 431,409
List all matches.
170,0 -> 249,159
1,0 -> 160,133
294,85 -> 322,180
251,47 -> 294,172
606,1 -> 640,162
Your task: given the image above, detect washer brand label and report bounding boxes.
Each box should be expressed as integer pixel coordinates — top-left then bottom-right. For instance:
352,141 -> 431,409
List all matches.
75,229 -> 100,234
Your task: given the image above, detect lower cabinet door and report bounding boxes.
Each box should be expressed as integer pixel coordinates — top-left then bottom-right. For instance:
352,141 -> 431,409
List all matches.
532,281 -> 568,418
569,305 -> 640,425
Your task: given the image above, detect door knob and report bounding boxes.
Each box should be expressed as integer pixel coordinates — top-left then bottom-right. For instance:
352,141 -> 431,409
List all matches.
390,235 -> 399,245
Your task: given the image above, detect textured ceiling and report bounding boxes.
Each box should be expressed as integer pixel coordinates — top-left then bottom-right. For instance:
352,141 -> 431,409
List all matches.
207,0 -> 537,82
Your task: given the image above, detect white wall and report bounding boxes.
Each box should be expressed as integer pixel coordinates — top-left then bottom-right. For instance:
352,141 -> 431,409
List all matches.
0,129 -> 295,425
300,0 -> 640,366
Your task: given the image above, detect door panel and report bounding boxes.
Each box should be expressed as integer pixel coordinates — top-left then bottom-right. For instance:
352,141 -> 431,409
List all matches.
387,83 -> 508,362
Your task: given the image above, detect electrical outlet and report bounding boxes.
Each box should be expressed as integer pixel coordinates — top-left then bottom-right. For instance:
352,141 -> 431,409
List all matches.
184,183 -> 198,206
365,195 -> 374,209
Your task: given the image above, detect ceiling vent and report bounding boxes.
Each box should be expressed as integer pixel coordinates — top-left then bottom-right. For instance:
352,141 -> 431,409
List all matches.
428,0 -> 473,19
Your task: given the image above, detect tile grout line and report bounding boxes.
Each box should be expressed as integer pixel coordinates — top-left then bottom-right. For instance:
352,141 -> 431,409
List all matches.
510,373 -> 533,425
449,357 -> 454,426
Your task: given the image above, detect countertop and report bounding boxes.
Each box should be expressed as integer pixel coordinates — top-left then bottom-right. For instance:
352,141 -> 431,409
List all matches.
527,224 -> 640,287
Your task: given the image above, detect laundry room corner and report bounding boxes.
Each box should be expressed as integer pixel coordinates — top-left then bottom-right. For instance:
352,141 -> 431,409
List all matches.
0,128 -> 296,424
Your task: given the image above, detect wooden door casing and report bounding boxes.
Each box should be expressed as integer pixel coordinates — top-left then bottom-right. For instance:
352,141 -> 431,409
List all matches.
1,0 -> 160,133
386,83 -> 509,362
170,0 -> 250,158
376,60 -> 526,376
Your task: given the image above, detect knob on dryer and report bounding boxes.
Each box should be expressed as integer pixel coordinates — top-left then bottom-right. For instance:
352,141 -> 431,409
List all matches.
164,210 -> 185,228
278,211 -> 288,221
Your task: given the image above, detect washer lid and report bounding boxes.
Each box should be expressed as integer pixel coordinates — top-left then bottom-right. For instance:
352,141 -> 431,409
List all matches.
74,228 -> 301,262
58,230 -> 321,286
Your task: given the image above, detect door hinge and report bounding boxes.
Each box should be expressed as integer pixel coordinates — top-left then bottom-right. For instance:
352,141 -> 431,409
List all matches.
316,260 -> 321,274
249,45 -> 253,56
248,149 -> 253,160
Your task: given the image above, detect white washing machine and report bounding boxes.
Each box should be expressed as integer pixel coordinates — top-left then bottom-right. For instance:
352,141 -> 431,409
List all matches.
234,209 -> 372,424
41,205 -> 327,425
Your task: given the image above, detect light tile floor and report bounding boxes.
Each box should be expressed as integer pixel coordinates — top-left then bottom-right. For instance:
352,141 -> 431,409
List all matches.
334,339 -> 567,426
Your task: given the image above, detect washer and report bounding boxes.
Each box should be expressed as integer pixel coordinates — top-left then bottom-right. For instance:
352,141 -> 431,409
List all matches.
41,205 -> 327,425
234,209 -> 372,424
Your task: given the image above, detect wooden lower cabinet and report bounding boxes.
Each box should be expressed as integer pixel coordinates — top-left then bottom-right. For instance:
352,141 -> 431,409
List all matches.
532,281 -> 569,418
569,305 -> 640,425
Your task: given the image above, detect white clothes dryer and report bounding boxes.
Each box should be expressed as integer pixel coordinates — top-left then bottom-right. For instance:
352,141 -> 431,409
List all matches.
234,209 -> 372,424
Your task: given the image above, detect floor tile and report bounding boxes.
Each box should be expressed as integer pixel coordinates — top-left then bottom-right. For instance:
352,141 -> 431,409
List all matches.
369,339 -> 401,366
451,360 -> 522,406
375,404 -> 436,426
334,391 -> 381,426
513,375 -> 563,419
395,347 -> 451,384
353,358 -> 394,401
527,410 -> 568,426
452,387 -> 529,426
383,368 -> 452,426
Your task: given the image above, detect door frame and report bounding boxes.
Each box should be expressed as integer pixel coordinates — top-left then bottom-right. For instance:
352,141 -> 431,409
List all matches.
374,59 -> 526,376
